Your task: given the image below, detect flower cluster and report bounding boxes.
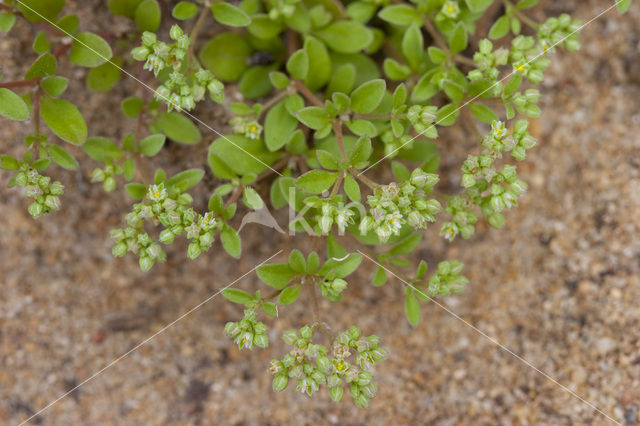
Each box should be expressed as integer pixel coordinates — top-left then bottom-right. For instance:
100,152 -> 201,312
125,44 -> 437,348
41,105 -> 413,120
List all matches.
13,165 -> 64,218
425,260 -> 469,297
230,115 -> 263,140
510,35 -> 550,84
131,26 -> 224,111
406,105 -> 438,138
538,14 -> 581,52
440,0 -> 461,20
319,277 -> 348,302
270,325 -> 387,407
440,196 -> 477,241
224,309 -> 269,350
111,183 -> 221,270
305,196 -> 355,235
359,169 -> 441,242
468,39 -> 508,94
90,162 -> 122,192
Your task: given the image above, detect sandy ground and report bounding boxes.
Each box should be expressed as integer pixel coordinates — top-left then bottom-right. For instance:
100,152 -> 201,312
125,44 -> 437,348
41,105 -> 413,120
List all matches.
1,0 -> 639,425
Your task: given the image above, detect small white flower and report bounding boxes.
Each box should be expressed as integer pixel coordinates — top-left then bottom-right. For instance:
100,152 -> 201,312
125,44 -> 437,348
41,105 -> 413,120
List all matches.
148,184 -> 167,202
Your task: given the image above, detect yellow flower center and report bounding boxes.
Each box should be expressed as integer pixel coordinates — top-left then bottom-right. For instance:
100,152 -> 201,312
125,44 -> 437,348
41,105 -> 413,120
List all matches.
517,65 -> 526,73
447,5 -> 456,14
153,191 -> 161,198
248,124 -> 258,133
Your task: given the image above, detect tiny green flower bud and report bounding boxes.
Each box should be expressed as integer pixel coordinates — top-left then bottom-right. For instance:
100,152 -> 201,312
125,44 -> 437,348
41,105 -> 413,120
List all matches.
103,176 -> 116,192
329,386 -> 344,402
224,321 -> 241,338
112,241 -> 128,257
44,195 -> 61,210
254,333 -> 269,348
139,256 -> 154,272
282,330 -> 298,345
141,31 -> 156,46
15,171 -> 28,186
187,242 -> 201,259
90,168 -> 105,182
272,374 -> 289,392
131,46 -> 149,61
169,24 -> 183,41
28,201 -> 43,217
300,325 -> 313,340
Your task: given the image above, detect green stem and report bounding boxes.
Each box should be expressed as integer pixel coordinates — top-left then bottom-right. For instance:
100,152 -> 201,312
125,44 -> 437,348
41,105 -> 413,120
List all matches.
423,16 -> 448,51
332,120 -> 347,160
293,80 -> 324,107
349,168 -> 379,190
0,79 -> 38,89
330,171 -> 345,197
188,2 -> 210,66
504,0 -> 540,30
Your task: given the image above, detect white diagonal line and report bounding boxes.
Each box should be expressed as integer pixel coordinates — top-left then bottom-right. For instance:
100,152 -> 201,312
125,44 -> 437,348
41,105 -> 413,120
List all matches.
358,251 -> 621,425
17,250 -> 282,426
359,0 -> 623,176
13,0 -> 283,177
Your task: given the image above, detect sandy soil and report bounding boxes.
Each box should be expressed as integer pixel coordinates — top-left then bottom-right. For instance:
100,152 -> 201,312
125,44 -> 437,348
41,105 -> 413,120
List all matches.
1,0 -> 639,425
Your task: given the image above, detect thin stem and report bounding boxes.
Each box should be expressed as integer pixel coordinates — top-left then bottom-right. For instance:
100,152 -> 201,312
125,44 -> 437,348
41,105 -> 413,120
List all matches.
188,2 -> 210,65
293,80 -> 324,107
330,171 -> 344,197
258,89 -> 292,119
224,185 -> 243,208
423,16 -> 448,51
349,168 -> 379,190
332,120 -> 347,160
31,84 -> 42,160
352,113 -> 392,120
454,54 -> 477,67
504,0 -> 539,30
0,79 -> 38,89
256,155 -> 290,182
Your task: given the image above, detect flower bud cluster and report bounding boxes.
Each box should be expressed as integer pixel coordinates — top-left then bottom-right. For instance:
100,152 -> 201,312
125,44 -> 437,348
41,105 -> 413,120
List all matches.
224,309 -> 269,350
510,35 -> 550,85
111,183 -> 221,270
270,325 -> 387,407
13,165 -> 64,218
90,162 -> 122,192
426,260 -> 469,297
440,0 -> 460,19
267,0 -> 299,20
230,116 -> 263,140
406,105 -> 438,137
538,14 -> 581,53
359,169 -> 441,243
319,277 -> 348,302
468,39 -> 508,89
131,26 -> 224,111
440,196 -> 477,242
380,131 -> 413,159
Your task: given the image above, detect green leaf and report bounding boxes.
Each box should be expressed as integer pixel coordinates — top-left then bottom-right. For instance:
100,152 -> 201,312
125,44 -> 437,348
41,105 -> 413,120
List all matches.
489,15 -> 510,40
0,12 -> 16,32
166,168 -> 204,191
343,174 -> 361,202
108,0 -> 143,18
32,158 -> 50,172
389,233 -> 421,255
83,137 -> 123,161
286,49 -> 309,80
172,1 -> 199,20
372,266 -> 387,286
405,289 -> 420,326
243,186 -> 264,210
321,253 -> 362,278
48,144 -> 78,170
265,100 -> 298,151
349,135 -> 372,166
257,263 -> 296,289
327,63 -> 356,94
200,33 -> 251,82
25,53 -> 56,79
238,65 -> 275,99
69,32 -> 113,68
402,25 -> 423,70
41,96 -> 87,145
317,21 -> 373,54
123,157 -> 135,180
450,22 -> 468,54
317,149 -> 338,170
41,76 -> 67,98
139,134 -> 165,156
515,0 -> 539,9
211,2 -> 251,27
391,160 -> 410,181
296,106 -> 330,130
469,103 -> 498,124
0,88 -> 29,121
221,225 -> 241,258
304,37 -> 331,92
435,103 -> 459,127
279,284 -> 301,305
0,155 -> 20,170
86,57 -> 122,92
617,0 -> 632,13
154,112 -> 201,144
135,0 -> 161,32
121,96 -> 144,118
350,79 -> 386,114
210,134 -> 279,175
125,182 -> 145,200
247,14 -> 283,40
262,301 -> 277,317
56,15 -> 79,35
222,288 -> 255,305
32,32 -> 50,54
378,4 -> 420,26
288,249 -> 306,273
465,0 -> 494,12
17,0 -> 64,22
296,170 -> 338,194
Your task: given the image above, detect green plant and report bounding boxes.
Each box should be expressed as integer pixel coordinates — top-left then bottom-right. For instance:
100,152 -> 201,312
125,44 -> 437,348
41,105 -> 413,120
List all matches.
0,0 -> 632,408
